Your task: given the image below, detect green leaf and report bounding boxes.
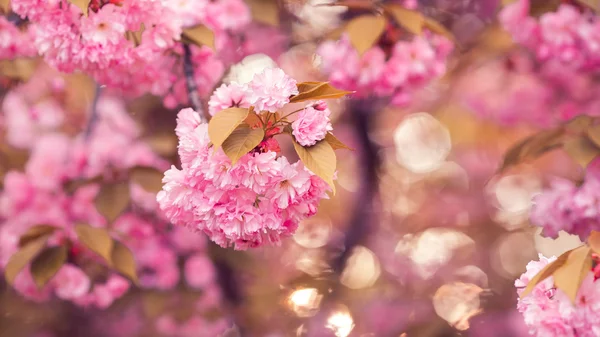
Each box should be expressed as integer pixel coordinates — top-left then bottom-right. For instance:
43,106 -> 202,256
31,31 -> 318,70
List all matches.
588,231 -> 600,254
111,241 -> 138,285
563,135 -> 600,168
67,0 -> 91,16
498,128 -> 565,172
5,236 -> 48,285
520,248 -> 571,298
576,0 -> 600,12
290,82 -> 352,103
0,59 -> 38,81
246,0 -> 279,26
325,133 -> 354,151
30,246 -> 68,288
18,225 -> 58,248
222,125 -> 265,165
208,107 -> 250,151
129,166 -> 164,194
182,25 -> 215,50
95,182 -> 131,223
75,224 -> 114,264
292,139 -> 337,193
383,4 -> 425,35
344,15 -> 386,55
553,245 -> 593,303
0,0 -> 10,13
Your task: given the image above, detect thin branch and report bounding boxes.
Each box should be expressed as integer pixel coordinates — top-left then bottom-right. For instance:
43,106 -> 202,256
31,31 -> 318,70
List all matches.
83,84 -> 102,139
182,43 -> 209,122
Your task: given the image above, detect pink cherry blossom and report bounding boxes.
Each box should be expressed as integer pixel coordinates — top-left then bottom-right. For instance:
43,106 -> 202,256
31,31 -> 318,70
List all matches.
248,68 -> 299,112
292,103 -> 333,146
208,82 -> 251,116
52,264 -> 91,300
184,254 -> 216,289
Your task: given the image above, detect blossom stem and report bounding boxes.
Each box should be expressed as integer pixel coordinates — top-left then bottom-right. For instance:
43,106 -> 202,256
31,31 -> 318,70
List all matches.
83,84 -> 103,140
182,43 -> 208,123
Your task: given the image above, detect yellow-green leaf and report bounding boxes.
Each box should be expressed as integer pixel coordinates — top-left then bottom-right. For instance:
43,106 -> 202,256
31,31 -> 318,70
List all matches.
553,245 -> 593,303
577,0 -> 600,12
95,182 -> 131,223
244,112 -> 263,128
182,25 -> 215,50
0,59 -> 38,81
5,236 -> 48,285
587,124 -> 600,148
521,249 -> 571,298
0,0 -> 10,13
129,166 -> 164,194
563,135 -> 600,168
75,224 -> 114,264
222,125 -> 265,165
63,175 -> 104,195
68,0 -> 91,16
423,17 -> 455,42
246,0 -> 279,26
498,128 -> 565,172
30,246 -> 68,288
588,231 -> 600,254
344,15 -> 386,55
292,139 -> 337,193
289,82 -> 352,103
383,4 -> 424,35
111,241 -> 138,284
325,133 -> 354,151
18,225 -> 58,248
208,107 -> 250,150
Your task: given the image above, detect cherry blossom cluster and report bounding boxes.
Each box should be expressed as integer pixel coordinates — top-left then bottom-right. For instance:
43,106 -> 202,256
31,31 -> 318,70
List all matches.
530,160 -> 600,241
317,32 -> 453,107
0,16 -> 36,59
500,0 -> 600,73
457,50 -> 600,127
158,68 -> 336,250
8,0 -> 250,97
516,254 -> 600,336
0,70 -> 221,307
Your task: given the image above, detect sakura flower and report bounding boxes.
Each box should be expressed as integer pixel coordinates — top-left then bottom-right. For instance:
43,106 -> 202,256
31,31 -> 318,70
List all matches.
248,68 -> 299,112
208,83 -> 251,116
52,265 -> 92,300
291,104 -> 333,146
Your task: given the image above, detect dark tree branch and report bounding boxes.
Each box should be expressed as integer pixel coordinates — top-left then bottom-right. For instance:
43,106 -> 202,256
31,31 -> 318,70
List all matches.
332,99 -> 381,274
83,84 -> 102,140
182,43 -> 208,122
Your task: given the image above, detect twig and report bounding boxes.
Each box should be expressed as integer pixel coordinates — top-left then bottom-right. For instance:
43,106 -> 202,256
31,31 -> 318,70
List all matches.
182,43 -> 208,122
83,84 -> 102,139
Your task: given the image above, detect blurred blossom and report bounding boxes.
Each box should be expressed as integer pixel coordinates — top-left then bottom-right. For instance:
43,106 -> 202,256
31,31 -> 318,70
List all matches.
326,308 -> 354,337
294,217 -> 332,248
452,265 -> 489,288
433,282 -> 483,330
294,0 -> 346,39
398,228 -> 475,279
489,173 -> 541,230
492,232 -> 537,278
340,246 -> 381,289
288,288 -> 323,317
224,53 -> 278,84
491,174 -> 541,214
393,113 -> 451,173
296,250 -> 331,276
